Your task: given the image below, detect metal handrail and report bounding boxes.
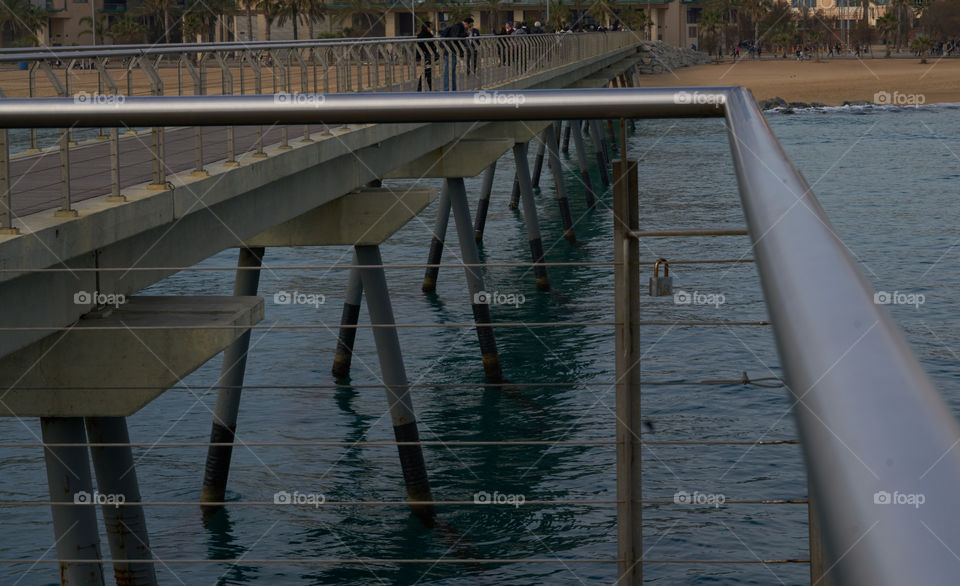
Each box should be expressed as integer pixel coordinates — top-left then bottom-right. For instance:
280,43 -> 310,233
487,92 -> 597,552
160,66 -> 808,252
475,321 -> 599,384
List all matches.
0,31 -> 630,63
0,32 -> 577,61
0,86 -> 955,584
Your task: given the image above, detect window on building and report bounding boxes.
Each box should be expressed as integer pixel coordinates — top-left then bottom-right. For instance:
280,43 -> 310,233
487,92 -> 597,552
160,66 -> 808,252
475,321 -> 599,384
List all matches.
688,26 -> 697,38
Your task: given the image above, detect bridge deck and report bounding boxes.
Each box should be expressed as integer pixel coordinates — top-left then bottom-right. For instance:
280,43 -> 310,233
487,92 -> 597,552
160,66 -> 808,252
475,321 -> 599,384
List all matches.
11,124 -> 336,216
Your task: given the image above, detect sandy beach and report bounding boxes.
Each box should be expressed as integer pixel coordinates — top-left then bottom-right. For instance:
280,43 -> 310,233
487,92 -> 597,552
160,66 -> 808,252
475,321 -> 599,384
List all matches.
634,57 -> 960,106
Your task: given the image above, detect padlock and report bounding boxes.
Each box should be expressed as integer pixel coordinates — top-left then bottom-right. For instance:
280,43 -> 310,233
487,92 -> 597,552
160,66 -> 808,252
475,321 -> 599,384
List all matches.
649,258 -> 672,297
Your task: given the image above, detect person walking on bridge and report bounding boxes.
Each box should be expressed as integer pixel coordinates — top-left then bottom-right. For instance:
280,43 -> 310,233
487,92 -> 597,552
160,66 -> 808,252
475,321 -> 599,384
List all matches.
441,16 -> 473,91
417,21 -> 437,91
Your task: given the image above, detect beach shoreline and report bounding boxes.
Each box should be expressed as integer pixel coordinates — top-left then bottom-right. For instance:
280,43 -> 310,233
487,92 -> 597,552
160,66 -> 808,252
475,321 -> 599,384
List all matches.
634,57 -> 960,107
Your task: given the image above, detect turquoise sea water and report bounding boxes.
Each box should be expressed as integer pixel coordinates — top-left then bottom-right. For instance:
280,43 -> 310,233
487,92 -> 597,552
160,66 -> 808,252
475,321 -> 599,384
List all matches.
2,104 -> 960,584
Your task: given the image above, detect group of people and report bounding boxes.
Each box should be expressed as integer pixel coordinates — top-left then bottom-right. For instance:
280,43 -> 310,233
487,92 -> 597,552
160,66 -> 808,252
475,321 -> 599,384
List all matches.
417,18 -> 623,91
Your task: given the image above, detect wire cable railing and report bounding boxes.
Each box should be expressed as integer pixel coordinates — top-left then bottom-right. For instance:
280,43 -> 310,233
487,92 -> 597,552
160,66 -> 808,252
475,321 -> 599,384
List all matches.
0,87 -> 954,585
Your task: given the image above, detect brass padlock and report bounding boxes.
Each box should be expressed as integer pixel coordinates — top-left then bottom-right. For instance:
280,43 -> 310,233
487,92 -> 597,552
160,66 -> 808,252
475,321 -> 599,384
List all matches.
649,258 -> 672,297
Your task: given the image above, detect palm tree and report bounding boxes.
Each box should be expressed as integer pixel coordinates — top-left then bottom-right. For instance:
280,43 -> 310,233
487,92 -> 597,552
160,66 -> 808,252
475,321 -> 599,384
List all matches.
739,0 -> 770,52
876,11 -> 896,56
256,0 -> 282,40
237,0 -> 256,41
336,0 -> 382,36
79,15 -> 109,43
808,28 -> 824,60
587,0 -> 616,28
547,0 -> 569,29
483,0 -> 502,32
137,0 -> 178,43
911,34 -> 932,63
109,15 -> 147,44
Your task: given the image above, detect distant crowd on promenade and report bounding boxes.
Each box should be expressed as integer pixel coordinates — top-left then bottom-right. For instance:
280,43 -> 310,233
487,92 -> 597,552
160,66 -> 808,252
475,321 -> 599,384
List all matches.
416,17 -> 631,91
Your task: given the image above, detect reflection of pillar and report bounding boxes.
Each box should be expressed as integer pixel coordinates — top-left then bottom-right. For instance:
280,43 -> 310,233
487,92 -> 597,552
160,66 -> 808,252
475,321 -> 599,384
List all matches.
42,417 -> 105,585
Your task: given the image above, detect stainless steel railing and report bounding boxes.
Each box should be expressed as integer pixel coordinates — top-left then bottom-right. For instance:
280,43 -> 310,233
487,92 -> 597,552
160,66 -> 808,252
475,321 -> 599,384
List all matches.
1,87 -> 958,584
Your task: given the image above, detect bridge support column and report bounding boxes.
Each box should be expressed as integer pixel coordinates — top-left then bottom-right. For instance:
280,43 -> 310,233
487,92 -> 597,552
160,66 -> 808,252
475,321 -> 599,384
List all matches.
570,120 -> 596,209
447,177 -> 506,383
606,120 -> 619,156
473,161 -> 497,243
544,123 -> 576,245
86,416 -> 158,586
332,267 -> 364,379
561,120 -> 572,153
201,246 -> 265,507
422,183 -> 451,293
531,132 -> 546,188
354,245 -> 435,525
41,417 -> 106,586
513,142 -> 550,292
508,172 -> 521,210
589,121 -> 610,187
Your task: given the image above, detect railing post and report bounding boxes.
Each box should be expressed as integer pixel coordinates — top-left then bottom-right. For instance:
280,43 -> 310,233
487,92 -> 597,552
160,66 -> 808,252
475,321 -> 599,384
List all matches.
55,128 -> 77,217
0,129 -> 16,234
613,157 -> 641,585
809,490 -> 833,585
106,127 -> 125,203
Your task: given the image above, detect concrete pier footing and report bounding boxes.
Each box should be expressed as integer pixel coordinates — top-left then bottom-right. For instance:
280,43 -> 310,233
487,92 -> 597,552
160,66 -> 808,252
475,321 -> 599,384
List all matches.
473,161 -> 497,243
355,245 -> 435,525
86,416 -> 158,586
446,177 -> 506,383
201,247 -> 265,506
41,417 -> 106,586
332,267 -> 364,379
423,183 -> 451,294
513,142 -> 551,292
544,124 -> 577,244
571,120 -> 597,208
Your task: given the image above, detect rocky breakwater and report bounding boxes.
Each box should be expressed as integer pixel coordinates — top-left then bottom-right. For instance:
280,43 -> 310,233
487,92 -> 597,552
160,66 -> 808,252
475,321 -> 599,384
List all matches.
637,41 -> 711,75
